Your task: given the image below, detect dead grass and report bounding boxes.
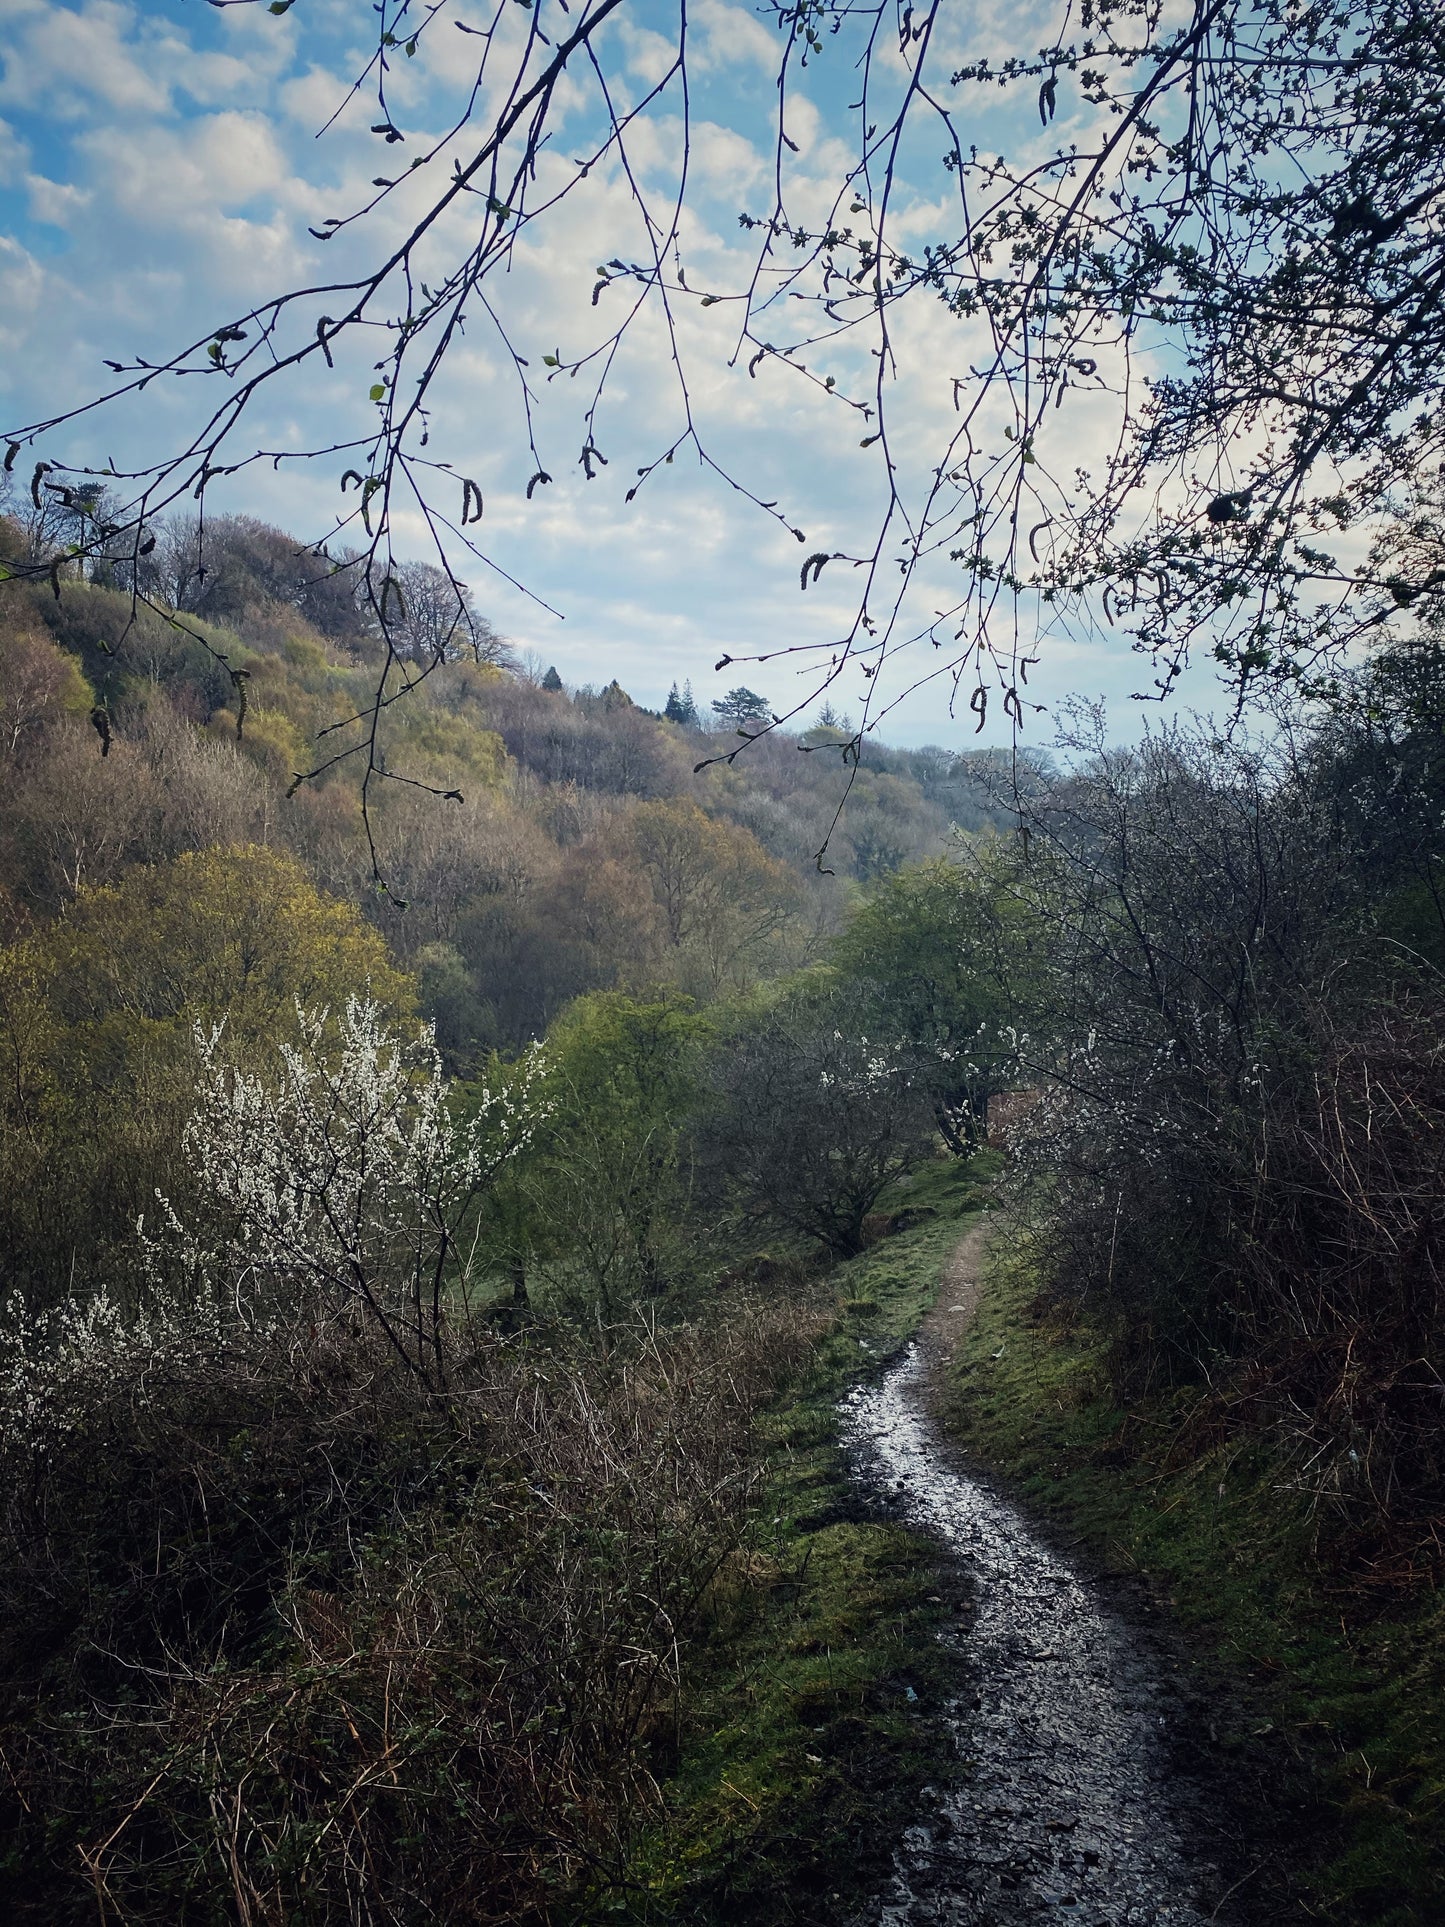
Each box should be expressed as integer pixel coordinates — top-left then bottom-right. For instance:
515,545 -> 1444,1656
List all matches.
0,1299 -> 826,1925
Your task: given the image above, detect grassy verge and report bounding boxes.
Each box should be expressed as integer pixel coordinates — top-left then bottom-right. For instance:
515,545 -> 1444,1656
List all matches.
937,1242 -> 1445,1927
596,1159 -> 990,1925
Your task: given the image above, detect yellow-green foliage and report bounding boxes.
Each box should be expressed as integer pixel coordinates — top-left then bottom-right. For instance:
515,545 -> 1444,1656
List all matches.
0,619 -> 95,745
0,846 -> 415,1308
484,990 -> 713,1311
205,633 -> 507,795
18,843 -> 411,1038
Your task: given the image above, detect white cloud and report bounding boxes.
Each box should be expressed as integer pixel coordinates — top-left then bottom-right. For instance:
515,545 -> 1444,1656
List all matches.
0,113 -> 27,182
0,0 -> 169,117
25,169 -> 91,225
693,0 -> 779,76
0,0 -> 1219,749
278,61 -> 383,135
620,21 -> 679,87
0,235 -> 44,372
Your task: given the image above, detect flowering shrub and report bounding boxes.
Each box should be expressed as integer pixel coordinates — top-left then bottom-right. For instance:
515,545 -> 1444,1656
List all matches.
0,1283 -> 223,1450
155,996 -> 551,1386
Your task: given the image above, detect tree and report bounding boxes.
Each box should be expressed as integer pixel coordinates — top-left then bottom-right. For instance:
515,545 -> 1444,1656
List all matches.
711,688 -> 771,732
541,666 -> 564,693
626,797 -> 797,994
801,702 -> 855,749
664,681 -> 700,727
0,620 -> 92,763
495,991 -> 708,1312
1003,684 -> 1445,1532
390,560 -> 513,668
0,845 -> 412,1311
161,999 -> 548,1387
133,514 -> 369,646
832,850 -> 1043,1151
703,980 -> 936,1258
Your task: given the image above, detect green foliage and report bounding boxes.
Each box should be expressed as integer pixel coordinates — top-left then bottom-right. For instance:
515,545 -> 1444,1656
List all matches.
701,976 -> 939,1258
663,678 -> 700,726
0,551 -> 1026,1059
832,847 -> 1046,1148
629,797 -> 799,997
602,1173 -> 983,1924
710,685 -> 771,730
0,617 -> 93,753
486,990 -> 712,1313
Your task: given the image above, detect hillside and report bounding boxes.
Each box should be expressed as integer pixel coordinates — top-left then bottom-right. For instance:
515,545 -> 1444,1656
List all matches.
0,510 -> 1028,1065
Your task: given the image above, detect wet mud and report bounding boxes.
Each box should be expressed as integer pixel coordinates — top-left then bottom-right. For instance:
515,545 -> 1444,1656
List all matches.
841,1224 -> 1249,1926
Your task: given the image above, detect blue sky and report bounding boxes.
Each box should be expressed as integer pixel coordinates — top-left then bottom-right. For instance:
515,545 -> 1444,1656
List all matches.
0,0 -> 1227,747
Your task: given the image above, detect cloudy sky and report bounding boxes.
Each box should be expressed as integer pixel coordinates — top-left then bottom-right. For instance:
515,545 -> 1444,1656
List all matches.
0,0 -> 1224,747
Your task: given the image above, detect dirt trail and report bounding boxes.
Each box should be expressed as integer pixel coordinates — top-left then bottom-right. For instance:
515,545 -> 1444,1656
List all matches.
841,1219 -> 1243,1926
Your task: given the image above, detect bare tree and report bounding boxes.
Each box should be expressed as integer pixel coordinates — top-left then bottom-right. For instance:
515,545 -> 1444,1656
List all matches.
391,559 -> 513,668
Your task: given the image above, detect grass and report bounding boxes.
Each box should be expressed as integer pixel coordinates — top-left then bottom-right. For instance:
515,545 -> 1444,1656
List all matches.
589,1157 -> 990,1925
936,1241 -> 1445,1927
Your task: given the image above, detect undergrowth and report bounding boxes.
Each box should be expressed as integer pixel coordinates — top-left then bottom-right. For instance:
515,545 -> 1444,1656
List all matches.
938,1242 -> 1445,1927
0,1306 -> 818,1924
0,1156 -> 985,1925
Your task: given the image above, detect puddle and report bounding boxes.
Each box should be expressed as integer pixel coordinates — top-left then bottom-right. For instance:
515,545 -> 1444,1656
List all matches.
842,1341 -> 1228,1925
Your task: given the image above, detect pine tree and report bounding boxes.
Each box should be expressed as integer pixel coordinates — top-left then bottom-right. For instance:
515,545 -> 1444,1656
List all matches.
711,686 -> 770,730
541,665 -> 563,692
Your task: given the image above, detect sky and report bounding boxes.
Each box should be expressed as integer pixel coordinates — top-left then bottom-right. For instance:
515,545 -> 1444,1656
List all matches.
0,0 -> 1228,750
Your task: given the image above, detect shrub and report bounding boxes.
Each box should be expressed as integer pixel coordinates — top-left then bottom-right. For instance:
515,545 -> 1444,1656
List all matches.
0,1299 -> 823,1923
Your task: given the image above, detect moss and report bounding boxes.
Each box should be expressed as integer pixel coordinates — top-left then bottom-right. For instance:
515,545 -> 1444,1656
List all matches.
592,1160 -> 982,1924
938,1247 -> 1445,1926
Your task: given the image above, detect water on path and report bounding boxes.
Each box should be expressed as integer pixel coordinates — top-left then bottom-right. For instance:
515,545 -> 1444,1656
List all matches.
841,1286 -> 1231,1924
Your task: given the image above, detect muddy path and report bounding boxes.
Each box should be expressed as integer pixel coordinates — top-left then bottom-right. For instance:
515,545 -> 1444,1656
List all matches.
841,1221 -> 1254,1926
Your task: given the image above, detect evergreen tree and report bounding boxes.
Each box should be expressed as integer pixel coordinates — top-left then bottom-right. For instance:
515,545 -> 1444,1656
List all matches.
664,681 -> 700,726
541,665 -> 564,693
711,686 -> 770,730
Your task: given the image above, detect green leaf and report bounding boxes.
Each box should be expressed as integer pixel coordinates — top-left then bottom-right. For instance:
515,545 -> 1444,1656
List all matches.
369,384 -> 386,401
268,0 -> 294,13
